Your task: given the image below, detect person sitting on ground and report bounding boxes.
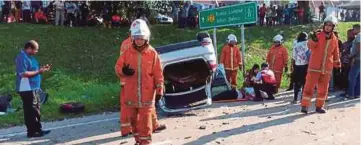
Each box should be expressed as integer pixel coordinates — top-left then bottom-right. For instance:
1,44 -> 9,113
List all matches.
243,64 -> 260,88
34,8 -> 48,24
111,13 -> 121,28
253,62 -> 277,101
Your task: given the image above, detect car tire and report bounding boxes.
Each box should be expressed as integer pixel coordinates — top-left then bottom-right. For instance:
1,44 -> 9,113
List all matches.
60,102 -> 85,114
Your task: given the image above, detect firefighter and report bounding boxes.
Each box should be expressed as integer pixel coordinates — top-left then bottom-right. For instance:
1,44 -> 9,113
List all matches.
118,27 -> 166,138
115,19 -> 164,145
301,15 -> 341,114
220,34 -> 243,89
119,33 -> 132,56
266,34 -> 289,93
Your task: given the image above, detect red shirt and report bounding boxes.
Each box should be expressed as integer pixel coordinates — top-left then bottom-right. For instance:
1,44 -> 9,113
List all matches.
260,6 -> 267,16
35,11 -> 47,20
112,15 -> 121,22
298,8 -> 304,16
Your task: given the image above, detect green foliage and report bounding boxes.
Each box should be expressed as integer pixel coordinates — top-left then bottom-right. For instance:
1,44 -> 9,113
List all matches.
0,22 -> 356,127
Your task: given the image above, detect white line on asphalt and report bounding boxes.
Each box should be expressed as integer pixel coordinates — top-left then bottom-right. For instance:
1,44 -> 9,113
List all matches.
0,117 -> 119,138
152,140 -> 172,145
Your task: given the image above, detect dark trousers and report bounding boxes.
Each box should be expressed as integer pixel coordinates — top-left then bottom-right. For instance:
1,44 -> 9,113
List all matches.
260,15 -> 265,26
254,83 -> 276,100
340,63 -> 350,90
23,10 -> 31,23
178,17 -> 186,28
19,90 -> 42,134
67,13 -> 76,26
293,65 -> 308,101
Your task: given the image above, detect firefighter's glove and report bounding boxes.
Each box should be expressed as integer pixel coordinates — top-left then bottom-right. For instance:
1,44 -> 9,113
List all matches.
155,94 -> 162,106
309,31 -> 318,42
284,66 -> 288,73
122,64 -> 135,76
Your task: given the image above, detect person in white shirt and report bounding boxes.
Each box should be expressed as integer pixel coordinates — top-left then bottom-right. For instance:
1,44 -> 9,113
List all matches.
54,0 -> 65,26
292,32 -> 309,103
22,0 -> 31,23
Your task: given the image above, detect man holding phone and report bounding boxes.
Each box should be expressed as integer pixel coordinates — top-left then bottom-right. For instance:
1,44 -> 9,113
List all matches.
15,40 -> 51,138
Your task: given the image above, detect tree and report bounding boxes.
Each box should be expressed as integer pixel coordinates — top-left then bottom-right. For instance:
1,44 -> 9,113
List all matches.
89,1 -> 172,24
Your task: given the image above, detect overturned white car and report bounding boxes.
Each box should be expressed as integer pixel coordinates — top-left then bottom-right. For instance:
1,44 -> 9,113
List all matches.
156,32 -> 230,114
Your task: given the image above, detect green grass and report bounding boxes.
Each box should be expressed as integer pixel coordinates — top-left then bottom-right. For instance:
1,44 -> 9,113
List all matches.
0,22 -> 356,127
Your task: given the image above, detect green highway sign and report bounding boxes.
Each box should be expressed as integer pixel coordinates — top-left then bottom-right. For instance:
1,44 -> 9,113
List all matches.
199,2 -> 258,29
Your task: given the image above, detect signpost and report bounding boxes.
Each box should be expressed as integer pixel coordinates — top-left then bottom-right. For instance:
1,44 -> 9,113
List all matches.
199,2 -> 257,74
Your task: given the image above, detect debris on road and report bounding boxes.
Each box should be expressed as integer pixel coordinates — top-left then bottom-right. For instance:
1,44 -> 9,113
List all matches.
301,130 -> 316,135
199,126 -> 207,130
222,122 -> 229,125
185,136 -> 191,139
119,141 -> 128,144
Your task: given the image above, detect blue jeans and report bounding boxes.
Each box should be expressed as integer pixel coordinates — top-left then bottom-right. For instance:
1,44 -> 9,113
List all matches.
347,63 -> 360,97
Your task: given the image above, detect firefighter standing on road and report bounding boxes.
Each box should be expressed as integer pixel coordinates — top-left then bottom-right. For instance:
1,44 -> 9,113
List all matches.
301,15 -> 341,114
118,31 -> 166,138
266,34 -> 289,93
220,34 -> 243,89
115,19 -> 164,145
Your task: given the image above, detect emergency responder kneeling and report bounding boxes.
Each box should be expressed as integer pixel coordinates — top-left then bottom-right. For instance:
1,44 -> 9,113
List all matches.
301,15 -> 341,114
253,63 -> 277,101
115,19 -> 164,145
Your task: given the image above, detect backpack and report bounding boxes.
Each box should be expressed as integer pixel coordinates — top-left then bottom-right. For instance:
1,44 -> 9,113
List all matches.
0,94 -> 12,112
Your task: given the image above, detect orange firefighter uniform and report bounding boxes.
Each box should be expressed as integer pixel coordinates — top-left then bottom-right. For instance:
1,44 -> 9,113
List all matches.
119,36 -> 132,56
301,31 -> 341,108
266,45 -> 288,90
115,44 -> 164,145
220,44 -> 242,88
118,37 -> 162,136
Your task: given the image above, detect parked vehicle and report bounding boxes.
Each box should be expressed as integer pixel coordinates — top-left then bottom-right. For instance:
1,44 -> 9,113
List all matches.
156,14 -> 173,24
156,32 -> 229,114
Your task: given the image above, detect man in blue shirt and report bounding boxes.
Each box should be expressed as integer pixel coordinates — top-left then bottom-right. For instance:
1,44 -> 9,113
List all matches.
348,24 -> 361,98
15,40 -> 51,138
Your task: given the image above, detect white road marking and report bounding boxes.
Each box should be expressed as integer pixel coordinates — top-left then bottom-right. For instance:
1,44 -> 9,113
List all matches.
0,117 -> 119,138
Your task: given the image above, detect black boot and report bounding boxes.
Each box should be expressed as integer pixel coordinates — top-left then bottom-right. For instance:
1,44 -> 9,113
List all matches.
153,124 -> 167,133
121,132 -> 133,137
316,108 -> 326,113
301,106 -> 308,114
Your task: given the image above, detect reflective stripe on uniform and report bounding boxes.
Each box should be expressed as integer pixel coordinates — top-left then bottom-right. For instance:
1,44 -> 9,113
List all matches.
225,68 -> 238,71
302,97 -> 312,100
138,52 -> 142,107
231,47 -> 234,70
139,136 -> 151,140
309,68 -> 331,74
133,133 -> 139,136
321,40 -> 331,74
155,84 -> 162,88
121,123 -> 131,127
316,97 -> 326,101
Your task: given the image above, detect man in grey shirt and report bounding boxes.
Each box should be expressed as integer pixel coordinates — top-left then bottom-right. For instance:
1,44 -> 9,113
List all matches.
347,24 -> 360,98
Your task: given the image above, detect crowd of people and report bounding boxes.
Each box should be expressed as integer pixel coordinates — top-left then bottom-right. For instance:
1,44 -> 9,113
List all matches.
258,3 -> 310,26
0,1 -> 125,28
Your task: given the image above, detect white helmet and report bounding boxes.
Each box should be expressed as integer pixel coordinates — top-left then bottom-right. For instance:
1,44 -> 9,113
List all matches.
130,19 -> 151,41
273,34 -> 283,43
324,15 -> 338,26
227,34 -> 237,43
